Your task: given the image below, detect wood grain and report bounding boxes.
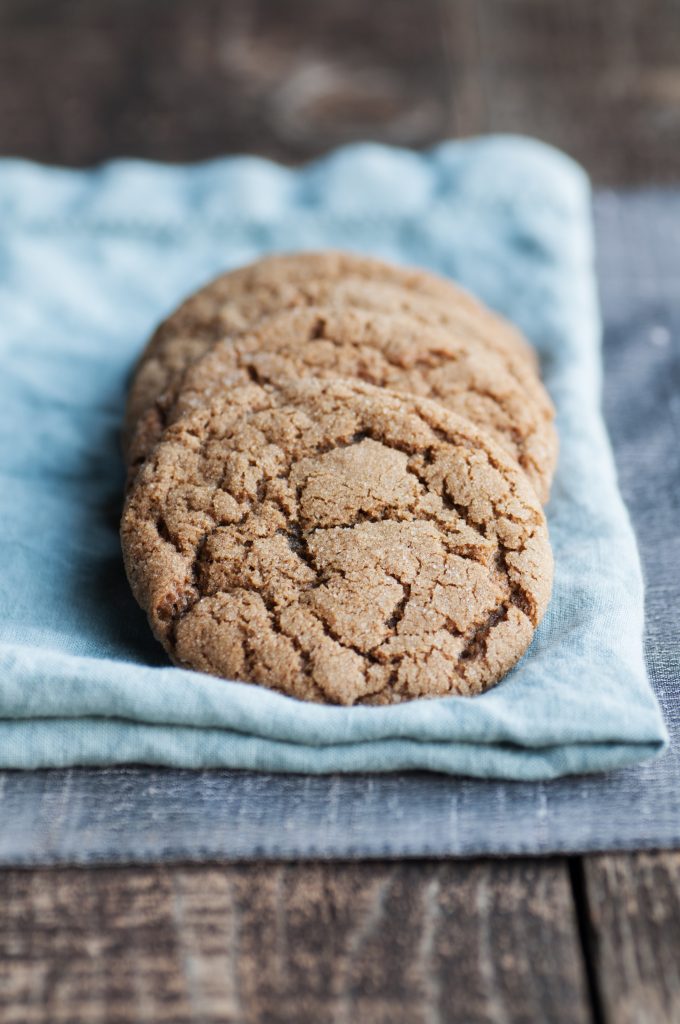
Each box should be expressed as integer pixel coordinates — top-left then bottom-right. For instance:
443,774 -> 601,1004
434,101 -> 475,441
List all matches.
460,0 -> 680,183
0,0 -> 448,166
0,0 -> 679,180
582,852 -> 680,1024
0,860 -> 591,1024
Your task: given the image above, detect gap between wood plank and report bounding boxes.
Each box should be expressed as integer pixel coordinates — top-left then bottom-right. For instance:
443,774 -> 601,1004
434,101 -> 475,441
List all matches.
569,857 -> 606,1024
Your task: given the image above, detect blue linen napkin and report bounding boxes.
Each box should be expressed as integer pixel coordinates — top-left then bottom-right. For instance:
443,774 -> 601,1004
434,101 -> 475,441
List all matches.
0,136 -> 668,779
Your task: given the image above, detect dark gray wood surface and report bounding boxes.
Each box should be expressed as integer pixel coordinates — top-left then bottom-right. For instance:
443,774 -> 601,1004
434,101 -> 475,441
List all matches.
0,861 -> 593,1024
0,0 -> 679,181
2,859 -> 679,1023
583,854 -> 680,1024
1,2 -> 679,1021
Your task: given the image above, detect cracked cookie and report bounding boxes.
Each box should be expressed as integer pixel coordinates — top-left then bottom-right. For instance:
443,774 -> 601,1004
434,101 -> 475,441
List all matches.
121,377 -> 553,705
124,250 -> 545,455
129,306 -> 557,503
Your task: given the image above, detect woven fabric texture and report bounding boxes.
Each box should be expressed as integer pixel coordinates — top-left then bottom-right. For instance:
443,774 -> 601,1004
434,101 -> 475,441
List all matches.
0,139 -> 667,780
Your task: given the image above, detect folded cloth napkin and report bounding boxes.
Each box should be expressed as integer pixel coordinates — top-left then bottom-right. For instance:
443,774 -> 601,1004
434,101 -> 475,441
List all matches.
0,136 -> 668,779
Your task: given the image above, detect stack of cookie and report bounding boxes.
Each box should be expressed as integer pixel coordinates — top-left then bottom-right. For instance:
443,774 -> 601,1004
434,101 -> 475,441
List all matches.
121,252 -> 555,705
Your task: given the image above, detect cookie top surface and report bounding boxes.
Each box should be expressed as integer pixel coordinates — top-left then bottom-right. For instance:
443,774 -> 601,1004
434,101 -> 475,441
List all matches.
124,250 -> 542,448
130,306 -> 557,502
121,377 -> 553,705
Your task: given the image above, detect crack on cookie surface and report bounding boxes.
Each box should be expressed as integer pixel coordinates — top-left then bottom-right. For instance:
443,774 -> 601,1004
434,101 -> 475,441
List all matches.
459,603 -> 510,662
385,581 -> 412,631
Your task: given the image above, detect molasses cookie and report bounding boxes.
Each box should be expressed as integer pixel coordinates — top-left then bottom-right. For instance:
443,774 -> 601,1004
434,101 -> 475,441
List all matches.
129,306 -> 557,502
121,377 -> 553,705
124,251 -> 543,453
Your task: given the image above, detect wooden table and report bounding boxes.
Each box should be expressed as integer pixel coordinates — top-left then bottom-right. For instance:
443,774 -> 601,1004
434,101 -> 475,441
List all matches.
1,3 -> 679,1021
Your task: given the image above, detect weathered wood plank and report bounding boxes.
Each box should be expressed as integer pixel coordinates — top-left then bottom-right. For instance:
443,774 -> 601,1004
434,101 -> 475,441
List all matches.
0,860 -> 592,1024
582,852 -> 680,1024
1,0 -> 679,180
0,0 -> 448,166
458,0 -> 680,182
